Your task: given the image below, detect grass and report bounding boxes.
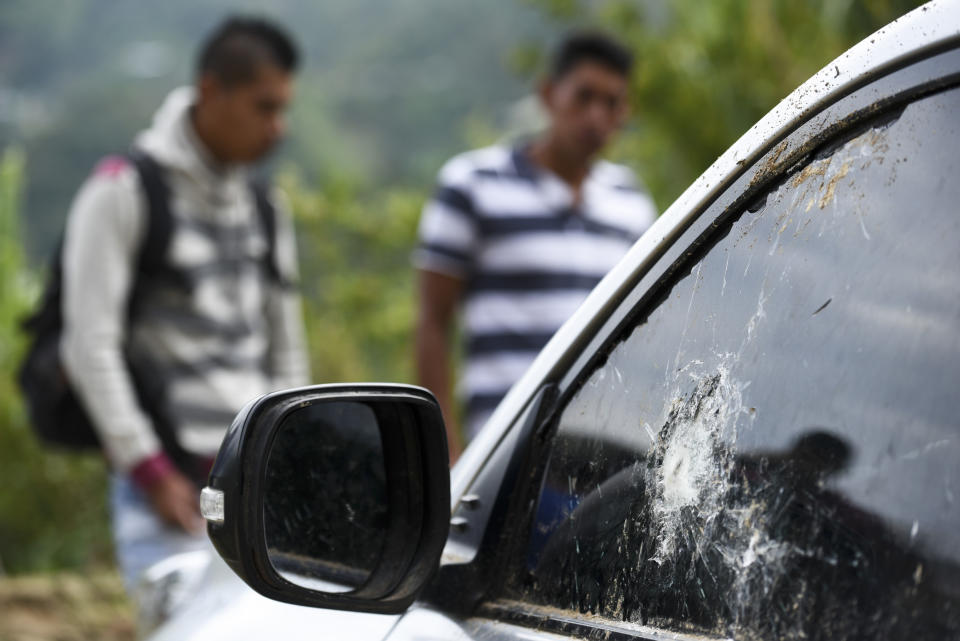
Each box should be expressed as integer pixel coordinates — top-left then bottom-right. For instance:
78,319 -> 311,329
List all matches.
0,570 -> 134,641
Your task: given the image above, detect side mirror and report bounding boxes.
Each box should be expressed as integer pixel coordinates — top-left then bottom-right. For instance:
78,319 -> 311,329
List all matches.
202,384 -> 450,614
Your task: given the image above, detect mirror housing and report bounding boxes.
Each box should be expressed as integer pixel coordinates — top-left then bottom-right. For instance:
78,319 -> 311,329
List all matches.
204,384 -> 450,614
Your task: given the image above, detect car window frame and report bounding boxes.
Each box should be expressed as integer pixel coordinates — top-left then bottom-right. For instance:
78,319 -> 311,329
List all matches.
464,45 -> 960,638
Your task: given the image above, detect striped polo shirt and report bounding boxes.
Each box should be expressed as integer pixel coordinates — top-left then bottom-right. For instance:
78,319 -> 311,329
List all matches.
415,145 -> 657,437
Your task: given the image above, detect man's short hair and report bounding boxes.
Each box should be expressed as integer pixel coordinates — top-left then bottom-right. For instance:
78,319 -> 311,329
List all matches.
196,16 -> 300,86
549,30 -> 633,80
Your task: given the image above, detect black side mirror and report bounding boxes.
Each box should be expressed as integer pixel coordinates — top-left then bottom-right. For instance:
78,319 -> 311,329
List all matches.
202,384 -> 450,614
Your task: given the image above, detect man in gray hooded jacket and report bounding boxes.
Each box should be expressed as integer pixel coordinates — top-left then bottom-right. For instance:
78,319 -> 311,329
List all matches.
60,17 -> 309,595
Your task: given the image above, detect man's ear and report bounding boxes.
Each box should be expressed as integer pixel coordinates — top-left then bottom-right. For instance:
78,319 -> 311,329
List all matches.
196,73 -> 221,107
537,77 -> 554,112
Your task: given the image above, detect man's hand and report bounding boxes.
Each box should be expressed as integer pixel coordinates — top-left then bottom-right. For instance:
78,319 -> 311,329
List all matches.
145,470 -> 204,534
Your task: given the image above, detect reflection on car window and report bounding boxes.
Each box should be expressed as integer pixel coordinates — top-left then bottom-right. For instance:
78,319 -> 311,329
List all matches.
508,87 -> 960,639
264,401 -> 388,588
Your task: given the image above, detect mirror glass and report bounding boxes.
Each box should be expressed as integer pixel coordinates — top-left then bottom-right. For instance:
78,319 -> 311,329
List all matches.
263,401 -> 387,593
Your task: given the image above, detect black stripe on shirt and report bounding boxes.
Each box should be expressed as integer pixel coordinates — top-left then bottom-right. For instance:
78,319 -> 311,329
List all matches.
174,402 -> 242,426
176,216 -> 258,241
510,146 -> 540,182
467,390 -> 508,415
166,352 -> 267,378
468,271 -> 604,293
417,241 -> 473,266
174,256 -> 266,284
148,305 -> 259,341
476,213 -> 637,243
432,185 -> 477,220
467,331 -> 554,356
472,167 -> 536,183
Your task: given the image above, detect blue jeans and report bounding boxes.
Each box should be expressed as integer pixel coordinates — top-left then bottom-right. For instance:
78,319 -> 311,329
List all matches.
110,475 -> 209,594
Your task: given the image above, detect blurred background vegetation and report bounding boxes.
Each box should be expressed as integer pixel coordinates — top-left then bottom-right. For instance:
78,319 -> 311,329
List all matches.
0,0 -> 919,580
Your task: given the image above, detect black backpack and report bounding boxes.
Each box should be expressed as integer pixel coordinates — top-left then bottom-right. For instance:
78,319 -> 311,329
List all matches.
18,150 -> 281,477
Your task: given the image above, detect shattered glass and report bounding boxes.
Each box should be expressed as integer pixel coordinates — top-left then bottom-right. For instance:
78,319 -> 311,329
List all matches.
509,88 -> 960,639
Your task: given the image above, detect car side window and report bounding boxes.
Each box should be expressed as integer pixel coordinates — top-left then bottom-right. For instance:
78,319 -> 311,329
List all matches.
504,87 -> 960,639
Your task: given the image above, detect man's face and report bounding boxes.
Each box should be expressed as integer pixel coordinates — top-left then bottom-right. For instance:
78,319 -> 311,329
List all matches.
541,61 -> 630,160
200,63 -> 293,165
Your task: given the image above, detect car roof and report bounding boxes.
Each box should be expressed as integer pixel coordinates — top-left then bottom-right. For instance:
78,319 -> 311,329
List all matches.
450,0 -> 960,505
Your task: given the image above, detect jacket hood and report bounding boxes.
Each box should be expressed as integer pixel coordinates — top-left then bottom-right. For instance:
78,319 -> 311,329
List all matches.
134,86 -> 247,198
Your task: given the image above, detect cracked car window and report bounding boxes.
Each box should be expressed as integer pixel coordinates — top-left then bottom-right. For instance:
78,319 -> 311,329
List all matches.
508,87 -> 960,639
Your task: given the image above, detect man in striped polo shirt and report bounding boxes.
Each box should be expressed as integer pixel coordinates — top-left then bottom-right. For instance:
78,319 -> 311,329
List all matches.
415,31 -> 657,461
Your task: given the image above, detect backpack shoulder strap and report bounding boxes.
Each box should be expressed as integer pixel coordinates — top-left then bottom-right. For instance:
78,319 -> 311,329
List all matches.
126,149 -> 173,277
23,151 -> 171,333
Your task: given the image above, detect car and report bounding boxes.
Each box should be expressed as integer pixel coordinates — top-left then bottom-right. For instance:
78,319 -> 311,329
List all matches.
151,2 -> 960,639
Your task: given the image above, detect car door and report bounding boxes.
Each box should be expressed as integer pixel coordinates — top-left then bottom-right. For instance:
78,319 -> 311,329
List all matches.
384,37 -> 960,641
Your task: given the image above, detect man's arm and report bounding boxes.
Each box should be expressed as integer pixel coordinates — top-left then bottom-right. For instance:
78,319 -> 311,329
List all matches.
414,152 -> 481,464
60,161 -> 201,533
416,268 -> 465,464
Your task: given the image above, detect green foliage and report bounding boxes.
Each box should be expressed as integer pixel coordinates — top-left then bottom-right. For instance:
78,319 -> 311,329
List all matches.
282,170 -> 422,385
0,0 -> 553,259
0,154 -> 429,576
522,0 -> 921,209
0,0 -> 925,578
0,147 -> 114,574
0,152 -> 427,576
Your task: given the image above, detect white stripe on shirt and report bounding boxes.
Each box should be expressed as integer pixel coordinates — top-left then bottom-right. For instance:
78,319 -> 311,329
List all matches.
417,200 -> 477,250
463,290 -> 593,334
462,352 -> 540,396
478,232 -> 634,274
472,178 -> 557,216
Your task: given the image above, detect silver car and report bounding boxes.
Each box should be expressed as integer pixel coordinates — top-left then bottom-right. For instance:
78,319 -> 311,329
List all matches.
154,2 -> 960,639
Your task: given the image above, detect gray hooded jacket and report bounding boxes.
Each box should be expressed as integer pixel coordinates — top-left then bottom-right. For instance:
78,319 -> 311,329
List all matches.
61,87 -> 310,473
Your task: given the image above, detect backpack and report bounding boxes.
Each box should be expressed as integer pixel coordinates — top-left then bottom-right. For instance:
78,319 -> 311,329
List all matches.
18,149 -> 282,473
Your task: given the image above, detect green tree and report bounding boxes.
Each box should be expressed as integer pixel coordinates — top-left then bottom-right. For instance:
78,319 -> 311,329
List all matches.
0,154 -> 427,575
0,0 -> 554,259
282,170 -> 423,386
0,147 -> 114,574
521,0 -> 921,208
